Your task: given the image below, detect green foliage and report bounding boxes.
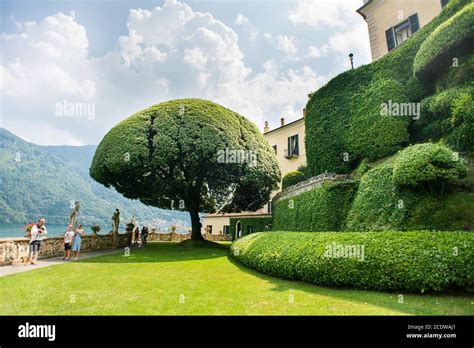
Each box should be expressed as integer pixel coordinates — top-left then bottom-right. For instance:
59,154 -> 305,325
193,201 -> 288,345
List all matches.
411,86 -> 474,153
346,164 -> 416,231
407,192 -> 474,231
435,53 -> 474,90
346,149 -> 472,231
393,143 -> 467,187
90,224 -> 101,234
348,78 -> 410,162
229,216 -> 272,238
273,181 -> 356,232
296,164 -> 309,179
90,99 -> 280,239
351,159 -> 370,181
282,170 -> 306,189
231,231 -> 474,292
90,99 -> 280,214
414,2 -> 474,83
305,0 -> 473,176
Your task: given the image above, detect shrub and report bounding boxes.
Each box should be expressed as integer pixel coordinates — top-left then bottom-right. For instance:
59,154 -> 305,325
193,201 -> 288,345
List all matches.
393,143 -> 467,188
411,86 -> 474,153
414,2 -> 474,83
273,181 -> 356,232
345,164 -> 416,231
230,231 -> 474,292
282,170 -> 306,189
346,152 -> 472,231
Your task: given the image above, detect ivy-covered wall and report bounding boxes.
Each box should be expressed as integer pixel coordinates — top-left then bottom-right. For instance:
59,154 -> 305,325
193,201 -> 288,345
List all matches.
229,216 -> 272,239
272,181 -> 356,232
305,0 -> 473,176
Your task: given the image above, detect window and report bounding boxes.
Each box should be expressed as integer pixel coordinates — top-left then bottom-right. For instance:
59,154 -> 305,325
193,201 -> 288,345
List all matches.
385,14 -> 419,52
223,225 -> 230,235
272,145 -> 277,155
206,225 -> 213,234
247,225 -> 254,234
441,0 -> 449,8
286,134 -> 299,158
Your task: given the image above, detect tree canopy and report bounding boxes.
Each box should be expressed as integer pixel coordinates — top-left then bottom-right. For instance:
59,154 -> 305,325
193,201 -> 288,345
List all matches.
90,99 -> 281,240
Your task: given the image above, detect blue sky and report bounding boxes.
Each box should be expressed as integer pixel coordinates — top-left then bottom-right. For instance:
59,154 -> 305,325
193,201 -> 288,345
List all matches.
1,0 -> 371,145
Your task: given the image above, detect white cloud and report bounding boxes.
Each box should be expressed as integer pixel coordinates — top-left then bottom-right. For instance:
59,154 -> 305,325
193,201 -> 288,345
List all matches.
289,0 -> 362,27
1,0 -> 324,145
263,33 -> 298,58
234,13 -> 249,26
290,0 -> 370,67
306,45 -> 329,59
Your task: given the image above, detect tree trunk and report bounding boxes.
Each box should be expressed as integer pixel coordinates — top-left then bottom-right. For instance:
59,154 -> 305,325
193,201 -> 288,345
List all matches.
189,206 -> 204,241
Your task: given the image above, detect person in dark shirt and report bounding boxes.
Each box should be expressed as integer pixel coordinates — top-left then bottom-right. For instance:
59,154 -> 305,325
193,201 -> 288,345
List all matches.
140,226 -> 149,246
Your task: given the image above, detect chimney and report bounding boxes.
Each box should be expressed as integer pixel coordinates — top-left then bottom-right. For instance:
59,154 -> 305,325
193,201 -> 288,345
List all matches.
280,117 -> 285,127
263,121 -> 269,133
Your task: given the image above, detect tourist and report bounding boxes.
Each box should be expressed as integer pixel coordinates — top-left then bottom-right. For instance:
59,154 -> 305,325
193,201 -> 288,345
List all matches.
72,224 -> 85,260
134,226 -> 140,245
25,218 -> 47,265
63,224 -> 75,261
140,226 -> 149,246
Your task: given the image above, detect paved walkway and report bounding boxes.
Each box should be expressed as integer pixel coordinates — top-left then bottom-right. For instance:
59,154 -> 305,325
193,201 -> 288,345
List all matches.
0,249 -> 122,277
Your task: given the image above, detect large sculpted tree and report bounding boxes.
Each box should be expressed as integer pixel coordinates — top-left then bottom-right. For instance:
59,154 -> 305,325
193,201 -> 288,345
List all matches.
90,99 -> 281,241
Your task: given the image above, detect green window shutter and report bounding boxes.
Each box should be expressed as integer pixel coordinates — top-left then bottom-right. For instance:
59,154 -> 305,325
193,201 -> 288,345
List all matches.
409,13 -> 420,33
294,134 -> 299,156
287,137 -> 291,157
385,27 -> 395,51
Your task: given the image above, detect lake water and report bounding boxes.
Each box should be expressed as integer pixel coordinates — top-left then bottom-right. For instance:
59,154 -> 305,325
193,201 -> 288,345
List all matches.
0,223 -> 75,239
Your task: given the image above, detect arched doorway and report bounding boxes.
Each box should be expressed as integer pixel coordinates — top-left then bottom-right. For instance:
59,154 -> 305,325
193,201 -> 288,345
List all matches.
235,221 -> 241,240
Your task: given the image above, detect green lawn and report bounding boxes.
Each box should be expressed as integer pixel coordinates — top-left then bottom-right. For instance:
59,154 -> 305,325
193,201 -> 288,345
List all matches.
1,242 -> 472,315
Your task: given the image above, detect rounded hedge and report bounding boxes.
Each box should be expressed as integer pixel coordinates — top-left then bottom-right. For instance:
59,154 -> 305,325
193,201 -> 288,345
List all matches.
230,231 -> 474,292
414,2 -> 474,82
393,143 -> 467,186
282,170 -> 306,189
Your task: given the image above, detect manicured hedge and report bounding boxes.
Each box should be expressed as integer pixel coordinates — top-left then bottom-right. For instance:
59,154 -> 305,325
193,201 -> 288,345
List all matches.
346,147 -> 473,231
230,231 -> 474,292
411,85 -> 474,154
305,0 -> 472,176
414,2 -> 474,83
273,181 -> 356,231
229,216 -> 272,239
393,143 -> 467,187
346,164 -> 416,231
282,170 -> 306,189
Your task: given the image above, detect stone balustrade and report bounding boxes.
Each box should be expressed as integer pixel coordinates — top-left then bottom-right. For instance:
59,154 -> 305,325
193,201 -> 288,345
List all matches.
0,232 -> 232,266
273,172 -> 354,203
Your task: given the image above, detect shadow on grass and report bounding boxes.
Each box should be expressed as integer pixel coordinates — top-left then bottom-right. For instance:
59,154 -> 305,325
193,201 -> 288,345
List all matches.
80,242 -> 229,264
225,255 -> 474,316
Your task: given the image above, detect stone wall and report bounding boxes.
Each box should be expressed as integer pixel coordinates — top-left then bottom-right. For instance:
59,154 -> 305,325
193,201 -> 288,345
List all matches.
0,232 -> 232,266
147,232 -> 232,242
0,233 -> 129,266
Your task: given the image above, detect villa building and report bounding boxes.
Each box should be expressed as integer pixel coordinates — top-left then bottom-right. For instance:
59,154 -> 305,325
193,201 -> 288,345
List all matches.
201,112 -> 307,237
357,0 -> 450,61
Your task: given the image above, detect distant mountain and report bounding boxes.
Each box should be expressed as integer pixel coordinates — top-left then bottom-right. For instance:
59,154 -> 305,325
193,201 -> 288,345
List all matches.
0,128 -> 190,231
